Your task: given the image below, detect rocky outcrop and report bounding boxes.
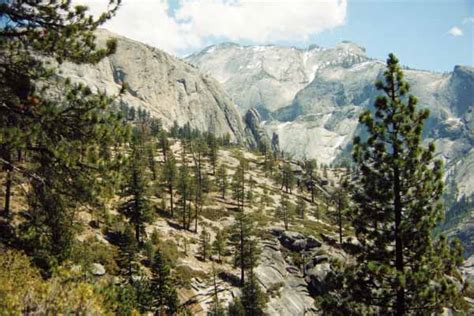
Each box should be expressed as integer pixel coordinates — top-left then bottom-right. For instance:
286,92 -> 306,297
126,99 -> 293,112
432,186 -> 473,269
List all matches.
255,238 -> 317,316
244,107 -> 280,152
59,29 -> 246,143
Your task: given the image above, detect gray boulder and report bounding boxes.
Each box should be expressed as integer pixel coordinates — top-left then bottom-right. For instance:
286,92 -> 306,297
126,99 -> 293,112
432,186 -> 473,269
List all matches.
91,263 -> 106,276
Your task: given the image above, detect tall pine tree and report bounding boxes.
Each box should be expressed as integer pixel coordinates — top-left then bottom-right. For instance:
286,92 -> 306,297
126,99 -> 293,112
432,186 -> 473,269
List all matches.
323,54 -> 465,315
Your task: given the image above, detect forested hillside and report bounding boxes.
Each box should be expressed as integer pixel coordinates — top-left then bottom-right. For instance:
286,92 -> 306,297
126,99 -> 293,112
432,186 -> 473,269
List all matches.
1,1 -> 472,315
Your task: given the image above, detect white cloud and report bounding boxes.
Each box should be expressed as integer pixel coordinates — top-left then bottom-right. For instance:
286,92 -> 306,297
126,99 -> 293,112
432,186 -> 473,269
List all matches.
74,0 -> 347,54
448,26 -> 463,37
463,17 -> 474,24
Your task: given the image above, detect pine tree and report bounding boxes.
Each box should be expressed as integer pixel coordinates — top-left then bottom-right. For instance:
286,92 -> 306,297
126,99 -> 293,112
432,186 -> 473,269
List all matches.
331,184 -> 350,245
216,163 -> 228,200
280,161 -> 295,193
150,251 -> 179,315
304,159 -> 318,203
246,176 -> 255,205
260,185 -> 273,208
120,141 -> 153,245
324,54 -> 466,314
240,274 -> 268,316
177,163 -> 191,230
207,133 -> 219,175
229,212 -> 260,286
232,158 -> 247,212
162,151 -> 177,217
212,228 -> 227,263
191,139 -> 207,232
1,1 -> 126,272
296,196 -> 307,219
209,265 -> 226,316
199,226 -> 211,261
277,193 -> 294,230
117,227 -> 140,282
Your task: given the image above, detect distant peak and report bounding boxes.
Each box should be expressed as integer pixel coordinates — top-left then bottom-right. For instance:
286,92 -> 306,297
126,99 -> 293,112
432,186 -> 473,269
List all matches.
336,41 -> 366,54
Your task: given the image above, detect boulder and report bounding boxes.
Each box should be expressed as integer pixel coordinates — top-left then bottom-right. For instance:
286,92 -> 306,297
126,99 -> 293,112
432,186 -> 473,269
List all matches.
279,231 -> 322,252
91,263 -> 106,276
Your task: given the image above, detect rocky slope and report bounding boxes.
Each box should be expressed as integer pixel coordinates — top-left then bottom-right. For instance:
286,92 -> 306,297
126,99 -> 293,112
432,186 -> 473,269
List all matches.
187,43 -> 474,198
59,29 -> 246,142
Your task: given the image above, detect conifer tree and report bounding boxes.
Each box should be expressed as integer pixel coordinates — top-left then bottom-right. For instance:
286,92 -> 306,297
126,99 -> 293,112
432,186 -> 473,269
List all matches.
207,133 -> 219,175
1,1 -> 127,274
162,151 -> 177,217
0,1 -> 121,218
209,265 -> 226,316
150,251 -> 179,315
216,163 -> 228,200
323,54 -> 466,314
212,228 -> 227,263
177,163 -> 191,230
304,159 -> 318,203
229,212 -> 260,285
280,161 -> 295,193
277,193 -> 294,230
331,185 -> 349,244
297,196 -> 307,219
240,274 -> 268,316
232,159 -> 247,212
117,226 -> 140,282
199,226 -> 211,261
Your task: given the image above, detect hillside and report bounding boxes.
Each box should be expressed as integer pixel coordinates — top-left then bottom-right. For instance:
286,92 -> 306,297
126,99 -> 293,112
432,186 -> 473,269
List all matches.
0,123 -> 357,315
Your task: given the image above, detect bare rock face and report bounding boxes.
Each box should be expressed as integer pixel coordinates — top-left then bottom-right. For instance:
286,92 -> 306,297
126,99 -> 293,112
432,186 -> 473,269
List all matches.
255,238 -> 317,316
59,29 -> 246,143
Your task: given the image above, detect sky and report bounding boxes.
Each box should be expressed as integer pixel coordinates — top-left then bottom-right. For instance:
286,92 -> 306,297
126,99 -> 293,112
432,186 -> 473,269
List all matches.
77,0 -> 473,72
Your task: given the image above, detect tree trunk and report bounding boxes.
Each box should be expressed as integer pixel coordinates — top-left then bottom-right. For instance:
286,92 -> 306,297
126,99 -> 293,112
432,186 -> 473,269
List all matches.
4,168 -> 12,216
169,183 -> 174,217
394,164 -> 405,316
240,223 -> 245,286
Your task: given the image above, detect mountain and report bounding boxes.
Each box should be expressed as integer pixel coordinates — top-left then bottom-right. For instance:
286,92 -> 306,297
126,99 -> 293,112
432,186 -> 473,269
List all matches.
58,29 -> 246,143
188,42 -> 474,260
187,42 -> 474,198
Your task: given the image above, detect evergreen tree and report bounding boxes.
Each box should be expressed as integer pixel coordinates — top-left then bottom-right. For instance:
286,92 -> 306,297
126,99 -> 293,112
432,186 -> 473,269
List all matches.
280,161 -> 295,193
296,196 -> 307,219
177,163 -> 191,230
199,226 -> 211,261
331,185 -> 349,244
232,158 -> 247,212
216,163 -> 228,200
208,265 -> 226,316
240,274 -> 268,316
212,228 -> 227,263
162,151 -> 177,217
323,54 -> 466,314
246,176 -> 255,205
207,133 -> 219,175
117,227 -> 140,282
304,159 -> 318,203
229,212 -> 260,285
120,142 -> 153,245
191,139 -> 207,232
1,1 -> 125,272
260,185 -> 273,208
150,251 -> 179,315
159,130 -> 170,160
276,193 -> 294,230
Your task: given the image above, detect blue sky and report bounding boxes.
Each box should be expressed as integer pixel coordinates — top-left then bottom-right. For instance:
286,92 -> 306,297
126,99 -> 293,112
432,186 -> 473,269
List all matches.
167,0 -> 473,72
308,0 -> 473,72
78,0 -> 473,72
